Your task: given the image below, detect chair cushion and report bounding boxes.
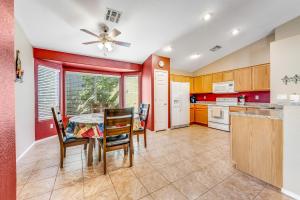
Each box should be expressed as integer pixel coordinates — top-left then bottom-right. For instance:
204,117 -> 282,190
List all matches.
63,133 -> 88,143
98,134 -> 129,147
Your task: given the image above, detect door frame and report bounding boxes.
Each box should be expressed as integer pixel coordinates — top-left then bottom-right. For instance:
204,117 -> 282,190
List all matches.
154,69 -> 169,131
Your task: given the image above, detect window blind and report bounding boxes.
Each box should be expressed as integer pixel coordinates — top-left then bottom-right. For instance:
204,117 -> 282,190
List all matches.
38,66 -> 60,121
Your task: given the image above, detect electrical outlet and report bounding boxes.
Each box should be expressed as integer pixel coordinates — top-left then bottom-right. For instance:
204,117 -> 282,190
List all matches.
255,95 -> 259,100
204,96 -> 206,100
50,124 -> 54,129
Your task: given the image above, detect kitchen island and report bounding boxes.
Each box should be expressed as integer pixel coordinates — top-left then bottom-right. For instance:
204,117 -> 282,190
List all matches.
230,109 -> 283,188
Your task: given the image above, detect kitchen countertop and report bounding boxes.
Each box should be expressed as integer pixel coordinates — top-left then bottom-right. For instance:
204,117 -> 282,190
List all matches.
191,101 -> 283,109
230,109 -> 283,120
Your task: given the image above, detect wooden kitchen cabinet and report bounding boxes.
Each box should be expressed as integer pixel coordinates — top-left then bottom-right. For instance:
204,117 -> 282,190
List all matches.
194,105 -> 208,125
190,105 -> 195,123
229,106 -> 247,112
212,72 -> 223,83
222,70 -> 234,81
231,115 -> 283,187
201,74 -> 212,93
252,64 -> 270,91
193,76 -> 202,93
234,67 -> 252,92
189,77 -> 194,93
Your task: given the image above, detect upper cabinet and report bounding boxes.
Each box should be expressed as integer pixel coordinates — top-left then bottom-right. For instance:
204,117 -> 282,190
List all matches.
234,67 -> 252,92
201,74 -> 212,93
172,63 -> 270,94
252,64 -> 270,91
193,76 -> 202,93
212,72 -> 223,83
222,70 -> 234,81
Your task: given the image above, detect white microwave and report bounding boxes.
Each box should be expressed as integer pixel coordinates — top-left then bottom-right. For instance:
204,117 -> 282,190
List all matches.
213,81 -> 236,94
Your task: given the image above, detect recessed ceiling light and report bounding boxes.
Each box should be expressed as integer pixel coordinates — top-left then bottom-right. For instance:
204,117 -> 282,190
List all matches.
190,53 -> 201,59
203,13 -> 212,21
163,46 -> 172,52
232,28 -> 240,36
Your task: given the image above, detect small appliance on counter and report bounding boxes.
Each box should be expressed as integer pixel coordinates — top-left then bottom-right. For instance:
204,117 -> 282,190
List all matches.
238,95 -> 246,105
190,95 -> 196,103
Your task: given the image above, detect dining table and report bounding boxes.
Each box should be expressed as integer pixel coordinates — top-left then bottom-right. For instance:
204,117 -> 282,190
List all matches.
68,113 -> 140,166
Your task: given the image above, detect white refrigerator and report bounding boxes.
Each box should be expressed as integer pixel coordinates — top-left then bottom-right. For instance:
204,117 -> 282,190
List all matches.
171,82 -> 190,128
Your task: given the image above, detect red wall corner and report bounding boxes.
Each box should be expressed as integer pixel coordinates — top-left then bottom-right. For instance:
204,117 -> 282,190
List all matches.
0,0 -> 16,199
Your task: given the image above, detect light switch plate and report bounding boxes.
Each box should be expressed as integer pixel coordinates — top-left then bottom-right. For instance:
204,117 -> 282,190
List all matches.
255,95 -> 259,100
50,124 -> 54,129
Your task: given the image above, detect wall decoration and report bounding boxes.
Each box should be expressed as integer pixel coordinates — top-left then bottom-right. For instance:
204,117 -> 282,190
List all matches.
15,50 -> 24,82
281,74 -> 300,85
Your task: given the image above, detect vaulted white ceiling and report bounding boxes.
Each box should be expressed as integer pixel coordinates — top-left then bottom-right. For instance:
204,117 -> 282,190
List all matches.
15,0 -> 300,72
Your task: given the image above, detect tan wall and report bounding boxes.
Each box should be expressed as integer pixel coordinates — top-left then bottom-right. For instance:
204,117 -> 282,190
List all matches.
270,34 -> 300,103
170,69 -> 193,76
193,34 -> 274,76
275,16 -> 300,41
15,21 -> 35,159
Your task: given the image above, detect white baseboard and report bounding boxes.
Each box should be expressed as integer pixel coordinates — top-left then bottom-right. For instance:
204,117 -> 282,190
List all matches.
281,188 -> 300,200
16,142 -> 35,162
16,135 -> 58,162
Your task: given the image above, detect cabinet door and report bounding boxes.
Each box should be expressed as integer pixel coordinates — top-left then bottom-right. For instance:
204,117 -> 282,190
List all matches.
222,70 -> 234,81
189,77 -> 194,93
193,76 -> 202,93
234,67 -> 252,92
231,116 -> 251,172
201,74 -> 212,93
195,107 -> 208,124
229,107 -> 247,112
212,72 -> 223,83
190,108 -> 195,123
252,64 -> 270,91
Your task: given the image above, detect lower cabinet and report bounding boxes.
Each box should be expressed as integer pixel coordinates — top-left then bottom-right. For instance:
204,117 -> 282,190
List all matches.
190,108 -> 195,123
231,115 -> 283,187
194,105 -> 208,125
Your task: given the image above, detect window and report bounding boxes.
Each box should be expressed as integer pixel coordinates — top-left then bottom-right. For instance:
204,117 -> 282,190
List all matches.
65,72 -> 120,115
38,66 -> 60,121
124,75 -> 139,111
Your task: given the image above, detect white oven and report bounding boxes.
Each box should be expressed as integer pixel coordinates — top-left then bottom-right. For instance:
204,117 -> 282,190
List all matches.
208,106 -> 230,131
208,98 -> 238,132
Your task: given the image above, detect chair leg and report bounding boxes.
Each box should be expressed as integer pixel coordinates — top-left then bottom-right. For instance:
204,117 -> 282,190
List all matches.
129,142 -> 133,167
98,145 -> 102,162
103,150 -> 107,174
144,130 -> 147,148
64,147 -> 66,158
60,147 -> 64,168
136,132 -> 139,143
84,144 -> 87,150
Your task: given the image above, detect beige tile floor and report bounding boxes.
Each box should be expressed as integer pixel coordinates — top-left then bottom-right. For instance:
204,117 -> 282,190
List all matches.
17,125 -> 293,200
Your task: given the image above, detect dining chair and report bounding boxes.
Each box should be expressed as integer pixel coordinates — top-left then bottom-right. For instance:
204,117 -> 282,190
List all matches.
51,107 -> 89,168
133,104 -> 150,148
98,107 -> 134,174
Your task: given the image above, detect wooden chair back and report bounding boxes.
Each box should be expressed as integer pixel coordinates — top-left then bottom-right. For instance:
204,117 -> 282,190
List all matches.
139,104 -> 150,128
103,107 -> 134,140
51,107 -> 66,146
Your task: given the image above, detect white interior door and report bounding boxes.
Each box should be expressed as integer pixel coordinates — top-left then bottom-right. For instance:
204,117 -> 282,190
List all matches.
154,69 -> 168,131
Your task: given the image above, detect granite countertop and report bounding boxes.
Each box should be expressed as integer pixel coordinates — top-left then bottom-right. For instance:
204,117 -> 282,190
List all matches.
230,109 -> 283,120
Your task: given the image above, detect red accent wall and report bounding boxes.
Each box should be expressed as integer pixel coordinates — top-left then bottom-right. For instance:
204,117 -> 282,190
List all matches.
33,48 -> 142,72
194,91 -> 270,103
141,55 -> 171,131
34,50 -> 143,140
0,0 -> 16,199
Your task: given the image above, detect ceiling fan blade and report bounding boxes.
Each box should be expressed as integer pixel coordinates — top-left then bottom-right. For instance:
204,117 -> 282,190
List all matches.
82,41 -> 100,45
109,28 -> 121,38
112,40 -> 131,47
80,29 -> 99,38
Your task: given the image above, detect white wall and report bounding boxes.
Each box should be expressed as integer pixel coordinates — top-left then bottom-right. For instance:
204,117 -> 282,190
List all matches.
270,34 -> 300,103
283,106 -> 300,199
15,21 -> 35,159
193,34 -> 274,75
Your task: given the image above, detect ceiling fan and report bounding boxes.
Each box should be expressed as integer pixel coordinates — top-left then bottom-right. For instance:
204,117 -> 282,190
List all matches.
80,24 -> 131,53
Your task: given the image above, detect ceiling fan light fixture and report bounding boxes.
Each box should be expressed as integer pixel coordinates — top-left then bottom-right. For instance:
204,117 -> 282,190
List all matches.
97,43 -> 104,50
104,42 -> 113,51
